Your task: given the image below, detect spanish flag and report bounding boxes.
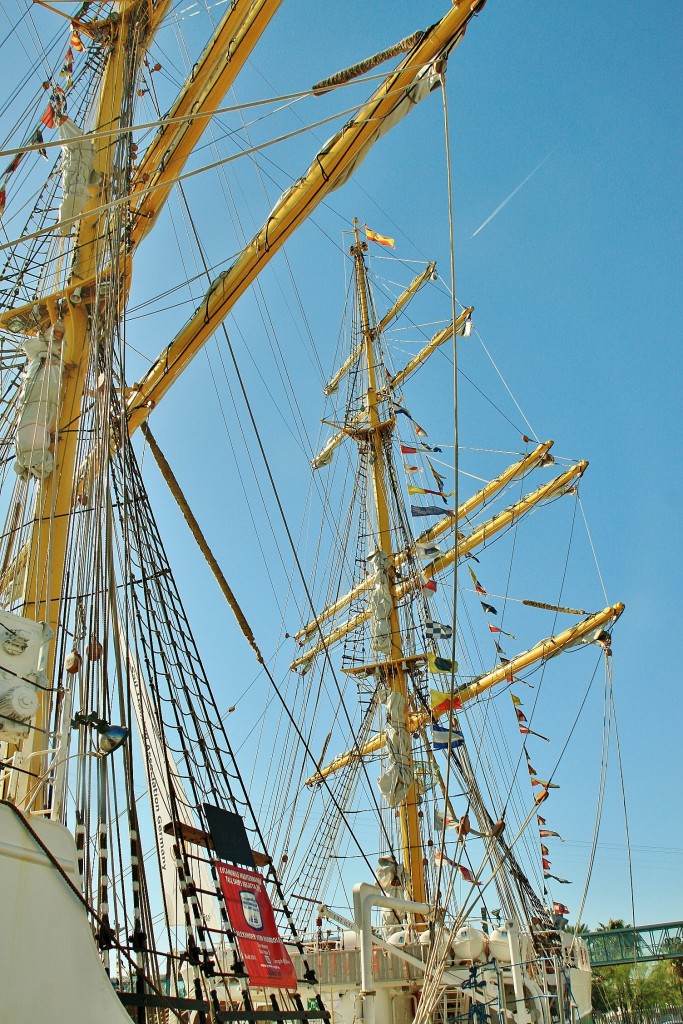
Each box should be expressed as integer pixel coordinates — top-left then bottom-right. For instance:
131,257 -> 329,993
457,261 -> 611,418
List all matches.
365,226 -> 395,248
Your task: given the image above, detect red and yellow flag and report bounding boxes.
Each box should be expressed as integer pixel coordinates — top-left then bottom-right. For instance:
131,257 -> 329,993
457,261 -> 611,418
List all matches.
365,226 -> 395,249
430,689 -> 462,715
70,24 -> 85,52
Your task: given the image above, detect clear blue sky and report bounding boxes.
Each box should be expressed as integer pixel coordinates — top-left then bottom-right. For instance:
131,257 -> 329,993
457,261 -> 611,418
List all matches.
3,0 -> 680,931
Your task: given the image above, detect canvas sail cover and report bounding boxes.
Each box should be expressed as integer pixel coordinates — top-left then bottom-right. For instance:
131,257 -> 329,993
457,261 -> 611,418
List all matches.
376,854 -> 408,935
323,64 -> 439,194
15,325 -> 63,480
376,686 -> 414,807
368,549 -> 392,656
58,116 -> 96,235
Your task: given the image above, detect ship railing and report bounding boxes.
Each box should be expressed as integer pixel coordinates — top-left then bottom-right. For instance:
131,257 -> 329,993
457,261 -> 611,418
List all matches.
291,942 -> 432,986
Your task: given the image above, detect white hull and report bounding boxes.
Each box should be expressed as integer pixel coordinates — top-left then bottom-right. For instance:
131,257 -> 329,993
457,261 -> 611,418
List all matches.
0,804 -> 130,1024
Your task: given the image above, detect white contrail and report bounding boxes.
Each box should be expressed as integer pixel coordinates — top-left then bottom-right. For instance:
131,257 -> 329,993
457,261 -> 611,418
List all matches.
471,148 -> 557,238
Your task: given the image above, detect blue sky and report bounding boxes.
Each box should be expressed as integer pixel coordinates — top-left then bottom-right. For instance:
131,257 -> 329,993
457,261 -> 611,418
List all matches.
3,0 -> 681,931
137,0 -> 683,929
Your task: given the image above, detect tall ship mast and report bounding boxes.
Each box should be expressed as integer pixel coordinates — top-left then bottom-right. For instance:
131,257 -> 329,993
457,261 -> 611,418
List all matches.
282,220 -> 622,1022
0,3 -> 625,1023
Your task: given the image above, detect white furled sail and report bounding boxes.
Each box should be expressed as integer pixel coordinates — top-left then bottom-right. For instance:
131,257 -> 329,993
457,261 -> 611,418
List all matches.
57,116 -> 96,235
368,549 -> 393,656
14,322 -> 63,480
377,687 -> 414,807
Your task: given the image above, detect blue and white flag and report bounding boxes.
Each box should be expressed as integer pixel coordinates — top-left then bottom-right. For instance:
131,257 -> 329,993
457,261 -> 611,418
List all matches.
417,542 -> 443,559
426,618 -> 453,641
411,504 -> 454,517
390,399 -> 412,418
432,720 -> 464,750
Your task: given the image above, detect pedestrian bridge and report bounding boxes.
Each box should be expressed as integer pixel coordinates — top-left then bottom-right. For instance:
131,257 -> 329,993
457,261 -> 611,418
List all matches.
585,920 -> 683,967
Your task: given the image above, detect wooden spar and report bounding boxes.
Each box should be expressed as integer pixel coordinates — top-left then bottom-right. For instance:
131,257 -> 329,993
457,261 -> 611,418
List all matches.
323,262 -> 436,396
350,220 -> 426,905
311,309 -> 473,469
377,262 -> 437,333
295,440 -> 554,644
305,602 -> 625,785
128,0 -> 283,251
390,316 -> 466,391
291,456 -> 583,670
125,2 -> 485,434
0,0 -> 283,336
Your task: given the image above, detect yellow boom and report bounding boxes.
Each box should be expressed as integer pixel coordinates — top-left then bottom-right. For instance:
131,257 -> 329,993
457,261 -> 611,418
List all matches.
305,602 -> 624,785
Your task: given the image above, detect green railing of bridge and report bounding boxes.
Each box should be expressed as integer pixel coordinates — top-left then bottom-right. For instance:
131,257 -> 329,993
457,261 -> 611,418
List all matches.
586,921 -> 683,967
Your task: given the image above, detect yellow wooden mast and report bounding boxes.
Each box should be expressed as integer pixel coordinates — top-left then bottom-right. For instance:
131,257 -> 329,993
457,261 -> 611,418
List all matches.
17,5 -> 167,799
349,219 -> 426,904
8,0 -> 282,803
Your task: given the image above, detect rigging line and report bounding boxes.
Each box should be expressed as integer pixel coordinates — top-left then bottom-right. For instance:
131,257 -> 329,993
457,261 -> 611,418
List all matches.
473,325 -> 540,442
218,323 -> 398,864
0,97 -> 383,252
0,87 -> 308,160
0,6 -> 30,55
514,489 -> 583,819
214,321 -> 386,831
577,495 -> 609,605
139,350 -> 393,872
609,659 -> 637,943
0,53 -> 444,162
16,0 -> 56,94
500,473 -> 577,816
180,42 -> 328,455
480,470 -> 528,822
426,338 -> 531,438
548,654 -> 603,793
139,101 -> 300,608
434,61 -> 461,903
120,203 -> 237,309
570,657 -> 611,949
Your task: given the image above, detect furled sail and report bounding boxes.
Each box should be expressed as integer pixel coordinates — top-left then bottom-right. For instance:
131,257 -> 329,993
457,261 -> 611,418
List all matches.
57,117 -> 97,235
14,321 -> 63,480
368,549 -> 393,656
377,687 -> 414,807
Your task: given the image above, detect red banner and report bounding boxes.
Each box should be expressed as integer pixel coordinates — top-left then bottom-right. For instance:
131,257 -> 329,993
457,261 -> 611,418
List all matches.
216,863 -> 297,989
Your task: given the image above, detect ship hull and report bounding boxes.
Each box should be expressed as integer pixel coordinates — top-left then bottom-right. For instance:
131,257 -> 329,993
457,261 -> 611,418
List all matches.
0,804 -> 131,1023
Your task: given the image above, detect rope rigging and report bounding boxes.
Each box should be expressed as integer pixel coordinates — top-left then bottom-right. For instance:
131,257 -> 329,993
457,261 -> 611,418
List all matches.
0,4 -> 629,1021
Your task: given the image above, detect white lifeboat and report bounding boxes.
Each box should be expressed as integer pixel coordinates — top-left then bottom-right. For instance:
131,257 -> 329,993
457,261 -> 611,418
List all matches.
488,927 -> 512,963
452,925 -> 487,962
